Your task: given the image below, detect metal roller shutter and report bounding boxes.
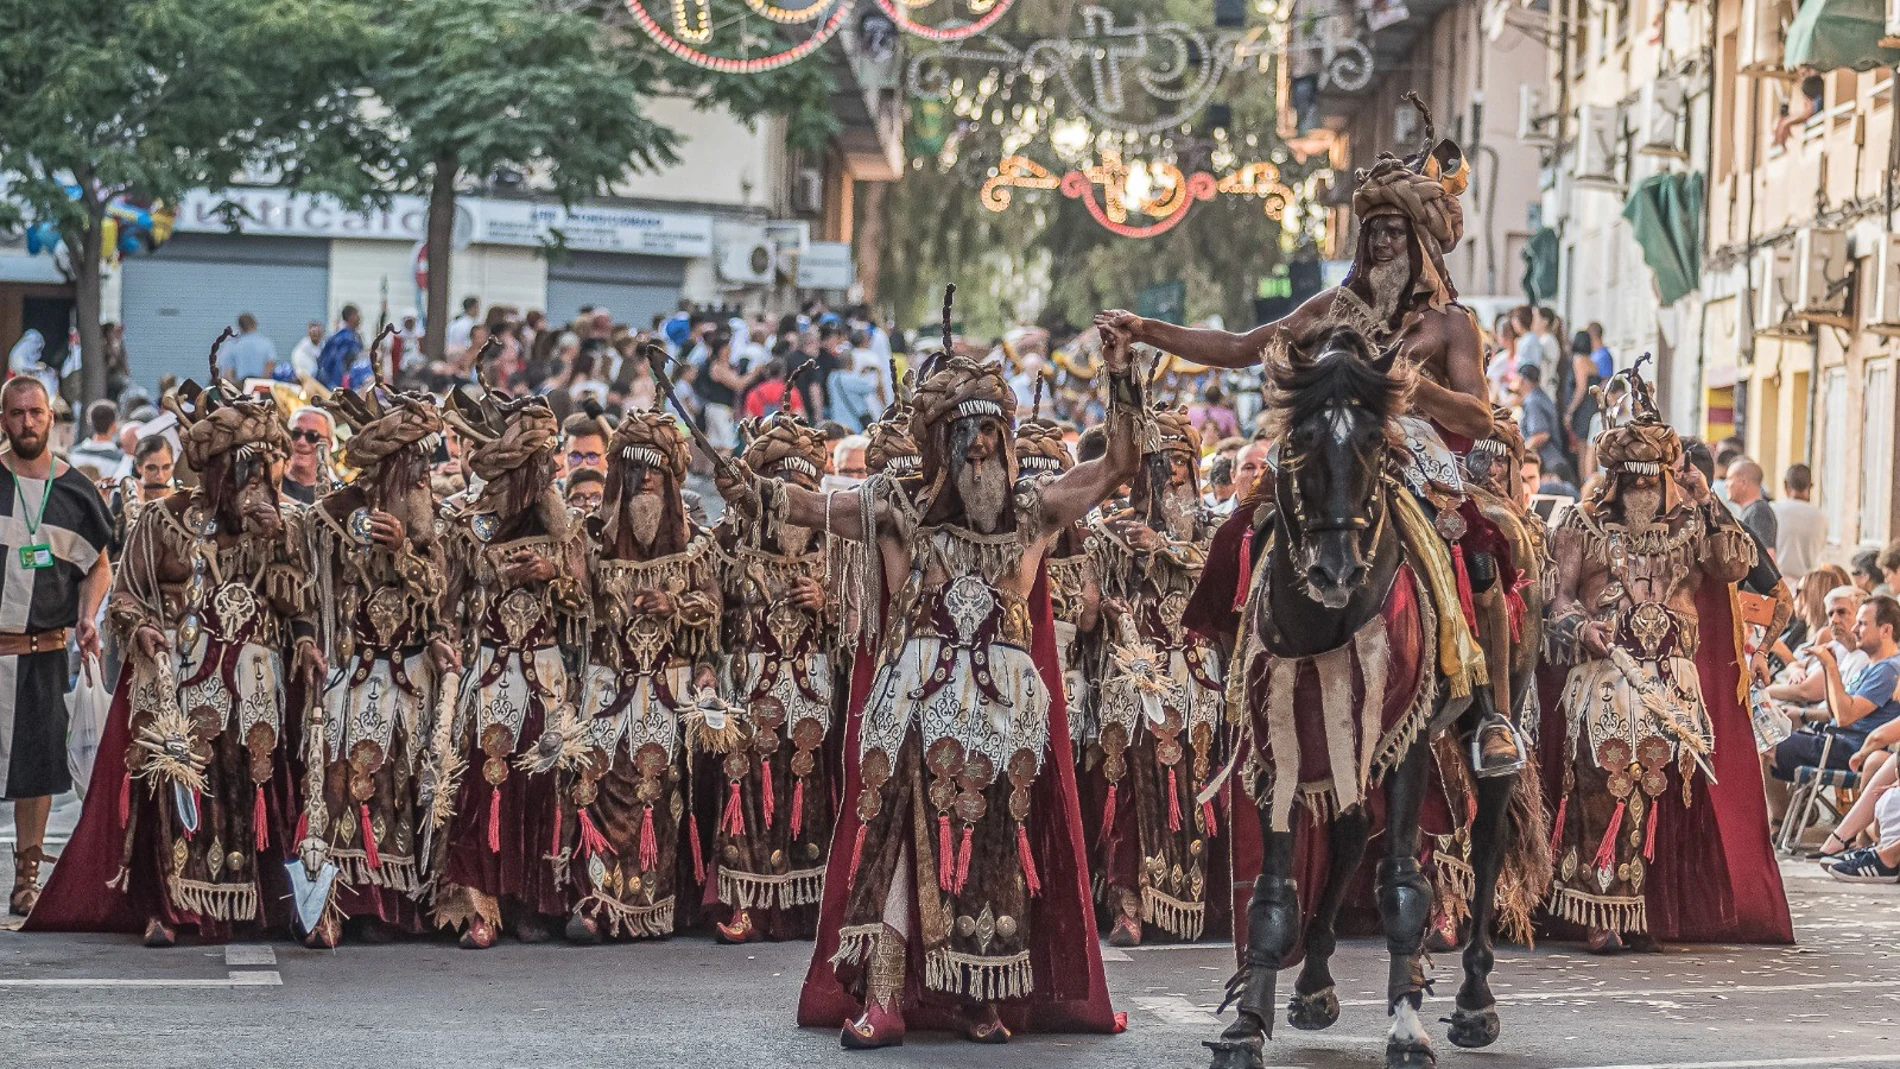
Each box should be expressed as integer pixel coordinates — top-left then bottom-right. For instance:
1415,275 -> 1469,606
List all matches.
119,233 -> 330,389
544,251 -> 684,332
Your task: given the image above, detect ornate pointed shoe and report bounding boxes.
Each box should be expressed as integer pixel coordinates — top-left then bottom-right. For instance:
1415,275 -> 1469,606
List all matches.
564,910 -> 604,946
840,1000 -> 906,1050
9,844 -> 44,916
459,917 -> 497,950
1585,927 -> 1623,955
715,908 -> 756,945
960,1004 -> 1012,1044
303,911 -> 342,949
142,918 -> 177,948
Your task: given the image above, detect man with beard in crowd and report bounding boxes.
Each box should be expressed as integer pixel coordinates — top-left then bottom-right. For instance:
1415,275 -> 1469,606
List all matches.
566,410 -> 720,943
706,411 -> 836,943
1090,407 -> 1226,947
755,318 -> 1134,1047
432,384 -> 589,949
299,381 -> 459,947
30,369 -> 322,945
0,378 -> 113,915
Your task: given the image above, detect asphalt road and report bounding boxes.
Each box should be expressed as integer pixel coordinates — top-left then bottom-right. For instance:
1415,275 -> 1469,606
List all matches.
3,795 -> 1897,1069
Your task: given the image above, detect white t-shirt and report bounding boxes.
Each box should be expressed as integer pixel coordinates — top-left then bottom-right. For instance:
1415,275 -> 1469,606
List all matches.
850,347 -> 892,409
1770,498 -> 1827,577
446,314 -> 476,351
290,337 -> 322,379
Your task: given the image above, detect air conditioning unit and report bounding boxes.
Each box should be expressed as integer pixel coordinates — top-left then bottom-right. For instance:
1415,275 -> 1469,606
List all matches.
1871,232 -> 1900,333
792,168 -> 824,214
1794,227 -> 1849,317
716,225 -> 776,286
1574,104 -> 1621,187
1739,0 -> 1790,76
1517,84 -> 1556,147
1636,77 -> 1687,158
1753,243 -> 1799,330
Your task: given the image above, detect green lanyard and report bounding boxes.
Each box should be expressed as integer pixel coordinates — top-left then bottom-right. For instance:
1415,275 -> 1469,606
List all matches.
11,464 -> 54,570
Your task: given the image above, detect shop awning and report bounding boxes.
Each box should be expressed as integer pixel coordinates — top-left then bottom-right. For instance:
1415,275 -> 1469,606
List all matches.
1784,0 -> 1900,72
1622,172 -> 1704,307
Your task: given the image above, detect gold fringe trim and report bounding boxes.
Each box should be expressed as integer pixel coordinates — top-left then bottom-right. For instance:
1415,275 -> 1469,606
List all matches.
431,884 -> 501,931
165,876 -> 258,922
1432,847 -> 1476,928
716,866 -> 825,911
579,891 -> 675,939
829,922 -> 885,970
1549,887 -> 1646,935
923,945 -> 1035,1002
330,850 -> 422,894
1141,885 -> 1207,940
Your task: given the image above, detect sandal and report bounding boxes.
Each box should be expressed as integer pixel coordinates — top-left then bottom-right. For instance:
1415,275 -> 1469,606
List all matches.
1808,830 -> 1853,861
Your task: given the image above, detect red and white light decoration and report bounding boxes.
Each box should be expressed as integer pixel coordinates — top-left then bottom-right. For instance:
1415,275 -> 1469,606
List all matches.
627,0 -> 1017,73
982,150 -> 1298,240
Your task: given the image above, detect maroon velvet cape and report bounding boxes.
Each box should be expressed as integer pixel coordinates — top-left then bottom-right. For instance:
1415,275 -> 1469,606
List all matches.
27,673 -> 302,936
796,566 -> 1122,1034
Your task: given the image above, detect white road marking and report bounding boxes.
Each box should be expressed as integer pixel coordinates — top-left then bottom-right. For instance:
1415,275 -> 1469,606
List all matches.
0,970 -> 282,988
1550,1057 -> 1900,1069
224,944 -> 276,967
1099,947 -> 1132,962
1333,977 -> 1900,1008
1132,995 -> 1217,1026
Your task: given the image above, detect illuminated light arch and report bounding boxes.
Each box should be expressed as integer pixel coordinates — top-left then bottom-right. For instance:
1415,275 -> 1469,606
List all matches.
626,0 -> 850,74
871,0 -> 1018,42
1059,169 -> 1215,239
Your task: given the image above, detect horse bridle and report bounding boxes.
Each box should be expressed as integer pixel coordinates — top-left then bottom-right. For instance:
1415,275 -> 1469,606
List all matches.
1277,442 -> 1389,556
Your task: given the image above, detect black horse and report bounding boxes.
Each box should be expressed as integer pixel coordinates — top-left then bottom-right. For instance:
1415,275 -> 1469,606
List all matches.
1207,326 -> 1515,1069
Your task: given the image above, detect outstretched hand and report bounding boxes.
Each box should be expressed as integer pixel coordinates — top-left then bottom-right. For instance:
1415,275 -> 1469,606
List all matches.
713,458 -> 761,517
1094,309 -> 1142,342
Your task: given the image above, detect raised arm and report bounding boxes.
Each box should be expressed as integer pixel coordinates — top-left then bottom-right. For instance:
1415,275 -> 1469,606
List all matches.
1095,311 -> 1280,371
1039,327 -> 1142,529
717,466 -> 880,543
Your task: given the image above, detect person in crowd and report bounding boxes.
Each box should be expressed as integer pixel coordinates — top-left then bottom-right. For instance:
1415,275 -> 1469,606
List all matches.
564,467 -> 606,513
1537,458 -> 1582,499
102,321 -> 131,399
317,305 -> 365,389
218,313 -> 278,381
1764,583 -> 1868,711
1487,313 -> 1518,405
1772,463 -> 1826,576
290,320 -> 325,381
825,350 -> 881,433
446,296 -> 480,354
742,359 -> 804,421
280,407 -> 335,505
1566,330 -> 1602,473
1188,382 -> 1240,441
1203,453 -> 1236,515
695,329 -> 748,450
131,435 -> 175,504
830,433 -> 869,483
1770,566 -> 1854,658
1585,321 -> 1613,379
561,411 -> 609,482
0,377 -> 114,916
69,399 -> 126,476
1851,546 -> 1885,594
1515,363 -> 1566,473
1768,595 -> 1900,807
1712,437 -> 1745,503
1879,540 -> 1900,594
1726,459 -> 1778,552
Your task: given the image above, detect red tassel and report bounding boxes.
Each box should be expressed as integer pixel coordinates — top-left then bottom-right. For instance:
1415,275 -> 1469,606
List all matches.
487,787 -> 502,853
1593,799 -> 1626,873
551,803 -> 564,857
688,814 -> 706,885
1167,768 -> 1182,832
722,782 -> 745,837
254,787 -> 270,852
1202,799 -> 1217,835
358,802 -> 380,869
790,777 -> 806,840
1644,801 -> 1658,861
847,824 -> 867,882
1100,783 -> 1117,840
294,811 -> 309,850
639,805 -> 659,873
573,812 -> 611,862
1231,527 -> 1254,612
1017,823 -> 1041,897
117,771 -> 131,826
938,813 -> 955,892
1548,796 -> 1567,857
954,826 -> 973,894
761,767 -> 775,829
1506,587 -> 1527,644
1450,544 -> 1480,633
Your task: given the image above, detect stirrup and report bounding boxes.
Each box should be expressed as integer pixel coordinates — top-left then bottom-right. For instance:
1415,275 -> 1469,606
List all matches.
1469,720 -> 1527,779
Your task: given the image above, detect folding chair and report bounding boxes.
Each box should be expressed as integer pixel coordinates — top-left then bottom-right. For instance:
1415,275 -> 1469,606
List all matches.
1777,731 -> 1863,855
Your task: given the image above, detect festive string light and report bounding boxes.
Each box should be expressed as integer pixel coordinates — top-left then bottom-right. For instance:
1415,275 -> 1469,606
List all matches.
630,0 -> 1018,72
980,150 -> 1305,239
872,0 -> 1019,42
626,0 -> 850,73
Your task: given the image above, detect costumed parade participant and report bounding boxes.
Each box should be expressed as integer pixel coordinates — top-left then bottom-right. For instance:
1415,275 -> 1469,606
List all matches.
31,340 -> 320,945
301,376 -> 458,946
565,407 -> 720,943
433,381 -> 589,948
706,409 -> 835,943
762,290 -> 1124,1047
1545,362 -> 1791,951
1091,405 -> 1227,946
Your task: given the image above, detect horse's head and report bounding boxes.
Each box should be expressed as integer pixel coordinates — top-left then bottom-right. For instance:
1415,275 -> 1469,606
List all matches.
1270,326 -> 1407,609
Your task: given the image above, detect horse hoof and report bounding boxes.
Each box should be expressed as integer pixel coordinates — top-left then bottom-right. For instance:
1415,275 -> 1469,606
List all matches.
1385,1037 -> 1437,1069
1203,1036 -> 1266,1069
564,912 -> 603,946
1445,1005 -> 1501,1049
1287,988 -> 1339,1031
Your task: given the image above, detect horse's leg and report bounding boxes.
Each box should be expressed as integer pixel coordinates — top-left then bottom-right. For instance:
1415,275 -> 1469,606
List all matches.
1288,806 -> 1370,1031
1377,738 -> 1437,1069
1206,804 -> 1296,1069
1448,771 -> 1513,1049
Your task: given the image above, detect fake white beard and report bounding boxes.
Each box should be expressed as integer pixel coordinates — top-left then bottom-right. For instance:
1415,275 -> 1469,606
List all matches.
955,456 -> 1011,534
627,493 -> 664,547
1367,258 -> 1411,319
1162,483 -> 1199,540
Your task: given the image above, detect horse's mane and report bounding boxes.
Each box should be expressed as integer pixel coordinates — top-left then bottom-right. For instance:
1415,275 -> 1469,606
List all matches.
1259,325 -> 1414,448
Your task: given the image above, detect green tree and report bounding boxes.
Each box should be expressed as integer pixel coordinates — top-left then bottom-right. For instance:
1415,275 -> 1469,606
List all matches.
0,0 -> 379,400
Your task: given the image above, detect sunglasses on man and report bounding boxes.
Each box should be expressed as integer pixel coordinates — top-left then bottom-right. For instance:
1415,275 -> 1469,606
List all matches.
290,429 -> 328,445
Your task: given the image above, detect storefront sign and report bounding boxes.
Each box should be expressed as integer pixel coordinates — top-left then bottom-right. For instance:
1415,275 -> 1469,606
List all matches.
174,189 -> 713,258
796,241 -> 854,290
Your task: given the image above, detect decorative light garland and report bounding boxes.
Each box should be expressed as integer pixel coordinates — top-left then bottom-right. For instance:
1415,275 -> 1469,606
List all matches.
626,0 -> 850,73
871,0 -> 1017,42
981,150 -> 1301,239
628,0 -> 1019,72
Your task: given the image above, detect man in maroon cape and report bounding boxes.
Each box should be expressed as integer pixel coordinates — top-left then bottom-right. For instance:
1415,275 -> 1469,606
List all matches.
718,327 -> 1136,1047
